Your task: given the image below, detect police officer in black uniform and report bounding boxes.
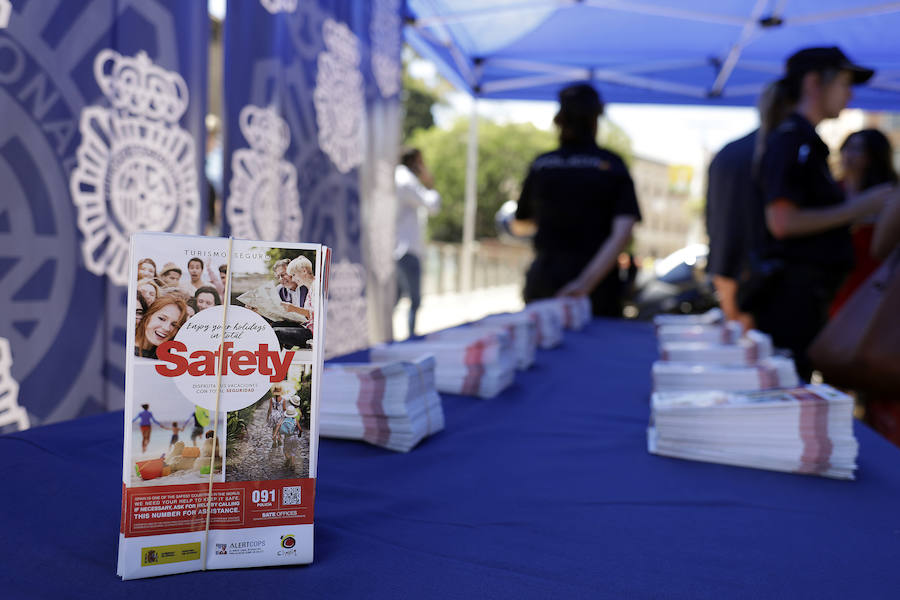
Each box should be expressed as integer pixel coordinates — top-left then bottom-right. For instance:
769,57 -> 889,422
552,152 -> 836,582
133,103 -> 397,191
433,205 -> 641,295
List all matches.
512,83 -> 641,317
753,47 -> 893,380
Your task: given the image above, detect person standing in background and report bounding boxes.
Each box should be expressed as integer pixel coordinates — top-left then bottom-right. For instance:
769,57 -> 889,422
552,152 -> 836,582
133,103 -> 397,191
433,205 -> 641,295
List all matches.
753,47 -> 893,380
829,129 -> 898,315
512,83 -> 641,317
705,82 -> 794,331
394,147 -> 441,338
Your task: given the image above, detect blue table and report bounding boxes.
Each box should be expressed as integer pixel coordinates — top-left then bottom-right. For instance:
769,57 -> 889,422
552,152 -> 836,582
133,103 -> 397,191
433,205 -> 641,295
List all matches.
2,319 -> 899,598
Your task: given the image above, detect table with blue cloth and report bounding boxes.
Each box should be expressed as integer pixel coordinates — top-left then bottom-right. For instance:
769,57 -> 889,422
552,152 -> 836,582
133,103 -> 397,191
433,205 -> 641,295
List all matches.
2,319 -> 899,599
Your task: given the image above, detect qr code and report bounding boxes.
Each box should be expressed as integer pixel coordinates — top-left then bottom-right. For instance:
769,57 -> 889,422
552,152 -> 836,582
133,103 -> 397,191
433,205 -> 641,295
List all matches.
282,486 -> 302,505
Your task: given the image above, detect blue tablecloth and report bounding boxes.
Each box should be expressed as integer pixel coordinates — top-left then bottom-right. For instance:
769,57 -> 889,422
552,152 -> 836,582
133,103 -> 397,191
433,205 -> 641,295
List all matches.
2,319 -> 900,598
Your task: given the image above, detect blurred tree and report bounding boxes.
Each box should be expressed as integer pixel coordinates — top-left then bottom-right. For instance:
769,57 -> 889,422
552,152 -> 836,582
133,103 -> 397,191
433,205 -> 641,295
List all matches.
402,70 -> 440,141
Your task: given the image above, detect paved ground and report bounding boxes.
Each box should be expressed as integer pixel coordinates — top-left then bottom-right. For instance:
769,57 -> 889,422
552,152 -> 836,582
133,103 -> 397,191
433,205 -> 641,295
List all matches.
392,284 -> 525,339
225,401 -> 310,481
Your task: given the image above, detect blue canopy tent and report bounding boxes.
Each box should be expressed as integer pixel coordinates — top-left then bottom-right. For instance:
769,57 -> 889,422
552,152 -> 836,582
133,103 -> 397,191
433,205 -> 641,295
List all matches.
404,0 -> 900,287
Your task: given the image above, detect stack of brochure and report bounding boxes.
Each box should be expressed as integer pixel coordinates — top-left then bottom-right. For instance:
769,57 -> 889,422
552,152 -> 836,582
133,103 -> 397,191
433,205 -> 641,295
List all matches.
370,330 -> 517,399
320,356 -> 444,452
659,330 -> 773,365
652,356 -> 799,392
656,321 -> 742,345
653,308 -> 723,327
527,297 -> 589,332
524,303 -> 564,349
647,384 -> 858,479
441,313 -> 537,370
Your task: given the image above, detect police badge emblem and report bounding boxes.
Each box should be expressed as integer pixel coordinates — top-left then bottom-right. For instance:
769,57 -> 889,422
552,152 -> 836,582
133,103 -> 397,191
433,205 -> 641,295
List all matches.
226,105 -> 302,242
70,50 -> 200,286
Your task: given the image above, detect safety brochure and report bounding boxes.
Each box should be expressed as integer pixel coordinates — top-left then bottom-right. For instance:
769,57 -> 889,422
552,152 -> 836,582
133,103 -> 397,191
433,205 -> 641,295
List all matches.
118,232 -> 330,579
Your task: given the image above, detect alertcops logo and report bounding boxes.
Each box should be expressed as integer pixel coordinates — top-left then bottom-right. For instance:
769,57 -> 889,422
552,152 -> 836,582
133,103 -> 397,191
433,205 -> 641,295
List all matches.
215,543 -> 227,555
280,534 -> 296,549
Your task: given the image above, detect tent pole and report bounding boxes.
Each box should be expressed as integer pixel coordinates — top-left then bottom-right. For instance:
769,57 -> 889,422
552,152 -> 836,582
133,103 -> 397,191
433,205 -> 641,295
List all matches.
460,97 -> 479,293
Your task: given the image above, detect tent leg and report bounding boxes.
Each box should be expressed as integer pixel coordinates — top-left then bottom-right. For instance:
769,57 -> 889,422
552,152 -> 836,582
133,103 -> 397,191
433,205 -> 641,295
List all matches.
460,98 -> 479,293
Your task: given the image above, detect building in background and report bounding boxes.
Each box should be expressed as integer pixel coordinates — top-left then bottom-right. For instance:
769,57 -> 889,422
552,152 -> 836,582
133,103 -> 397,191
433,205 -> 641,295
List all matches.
631,156 -> 697,259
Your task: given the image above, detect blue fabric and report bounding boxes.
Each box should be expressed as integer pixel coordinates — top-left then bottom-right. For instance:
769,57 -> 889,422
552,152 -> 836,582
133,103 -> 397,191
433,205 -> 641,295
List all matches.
2,319 -> 900,598
0,0 -> 208,428
407,0 -> 900,108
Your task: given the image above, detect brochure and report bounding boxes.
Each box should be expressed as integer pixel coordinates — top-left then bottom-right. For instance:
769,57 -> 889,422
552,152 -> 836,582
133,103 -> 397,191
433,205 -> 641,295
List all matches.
118,233 -> 330,579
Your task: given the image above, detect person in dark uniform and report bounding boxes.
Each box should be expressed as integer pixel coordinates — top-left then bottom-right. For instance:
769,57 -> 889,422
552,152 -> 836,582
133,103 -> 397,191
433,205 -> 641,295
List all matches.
706,82 -> 794,331
753,47 -> 893,380
512,83 -> 641,317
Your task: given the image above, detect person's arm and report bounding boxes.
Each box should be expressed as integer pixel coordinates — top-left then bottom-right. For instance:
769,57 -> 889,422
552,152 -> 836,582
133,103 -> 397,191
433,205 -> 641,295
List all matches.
556,216 -> 637,297
872,191 -> 900,260
509,219 -> 537,237
132,415 -> 141,423
282,302 -> 310,318
150,414 -> 163,426
765,184 -> 891,239
207,263 -> 225,296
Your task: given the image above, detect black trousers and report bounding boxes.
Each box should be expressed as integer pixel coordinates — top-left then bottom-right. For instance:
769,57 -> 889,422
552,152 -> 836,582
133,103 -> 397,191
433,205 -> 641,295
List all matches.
524,252 -> 623,318
750,263 -> 846,381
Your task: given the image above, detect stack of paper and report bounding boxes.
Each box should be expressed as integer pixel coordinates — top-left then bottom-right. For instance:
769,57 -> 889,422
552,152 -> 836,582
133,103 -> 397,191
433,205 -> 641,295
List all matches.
370,330 -> 516,399
659,330 -> 773,365
445,312 -> 538,370
527,297 -> 590,332
652,356 -> 799,392
653,308 -> 723,327
647,384 -> 858,479
656,321 -> 743,345
320,356 -> 444,452
523,302 -> 564,349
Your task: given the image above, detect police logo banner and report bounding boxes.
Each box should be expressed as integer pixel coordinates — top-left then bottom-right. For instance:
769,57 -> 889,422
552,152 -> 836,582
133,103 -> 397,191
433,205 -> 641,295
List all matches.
227,105 -> 302,241
0,0 -> 208,428
71,50 -> 200,286
223,0 -> 402,355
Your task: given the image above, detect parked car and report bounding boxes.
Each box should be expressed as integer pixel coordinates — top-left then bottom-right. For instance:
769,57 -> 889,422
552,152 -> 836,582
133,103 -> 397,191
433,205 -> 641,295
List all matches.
626,244 -> 717,319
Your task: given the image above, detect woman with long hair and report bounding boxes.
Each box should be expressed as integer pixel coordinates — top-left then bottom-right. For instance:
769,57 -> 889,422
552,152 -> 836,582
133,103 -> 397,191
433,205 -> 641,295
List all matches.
135,296 -> 188,359
830,129 -> 899,314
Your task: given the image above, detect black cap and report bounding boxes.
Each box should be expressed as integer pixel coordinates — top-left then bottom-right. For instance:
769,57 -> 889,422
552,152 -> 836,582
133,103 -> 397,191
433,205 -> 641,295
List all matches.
786,46 -> 874,84
558,83 -> 603,116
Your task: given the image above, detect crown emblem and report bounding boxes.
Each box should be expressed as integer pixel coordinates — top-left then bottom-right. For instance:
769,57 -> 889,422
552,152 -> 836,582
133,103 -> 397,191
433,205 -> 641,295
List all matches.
239,105 -> 291,157
260,0 -> 297,13
314,19 -> 365,173
94,50 -> 189,122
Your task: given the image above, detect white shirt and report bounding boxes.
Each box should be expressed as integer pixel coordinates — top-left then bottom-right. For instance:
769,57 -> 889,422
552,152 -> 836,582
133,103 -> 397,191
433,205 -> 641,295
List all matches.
394,164 -> 441,260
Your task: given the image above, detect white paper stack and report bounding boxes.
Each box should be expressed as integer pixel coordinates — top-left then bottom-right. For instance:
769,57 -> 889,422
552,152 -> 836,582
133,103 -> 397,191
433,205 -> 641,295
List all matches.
659,330 -> 773,366
652,356 -> 800,392
647,384 -> 858,479
656,321 -> 743,345
653,308 -> 723,327
447,312 -> 538,370
524,302 -> 564,349
320,356 -> 444,452
370,330 -> 517,399
527,297 -> 589,332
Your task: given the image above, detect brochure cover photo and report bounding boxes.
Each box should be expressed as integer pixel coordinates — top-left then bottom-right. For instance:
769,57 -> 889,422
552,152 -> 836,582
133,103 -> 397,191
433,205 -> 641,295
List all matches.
118,233 -> 330,580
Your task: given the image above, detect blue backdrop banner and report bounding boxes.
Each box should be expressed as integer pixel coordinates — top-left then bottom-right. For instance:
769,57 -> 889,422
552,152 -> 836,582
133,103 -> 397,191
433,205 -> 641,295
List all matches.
0,0 -> 208,431
223,0 -> 403,358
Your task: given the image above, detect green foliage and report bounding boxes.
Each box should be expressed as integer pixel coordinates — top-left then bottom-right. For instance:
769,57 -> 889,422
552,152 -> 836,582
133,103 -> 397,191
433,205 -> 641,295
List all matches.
297,382 -> 311,429
409,119 -> 557,241
263,248 -> 317,275
226,404 -> 255,445
402,71 -> 440,141
598,118 -> 634,166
